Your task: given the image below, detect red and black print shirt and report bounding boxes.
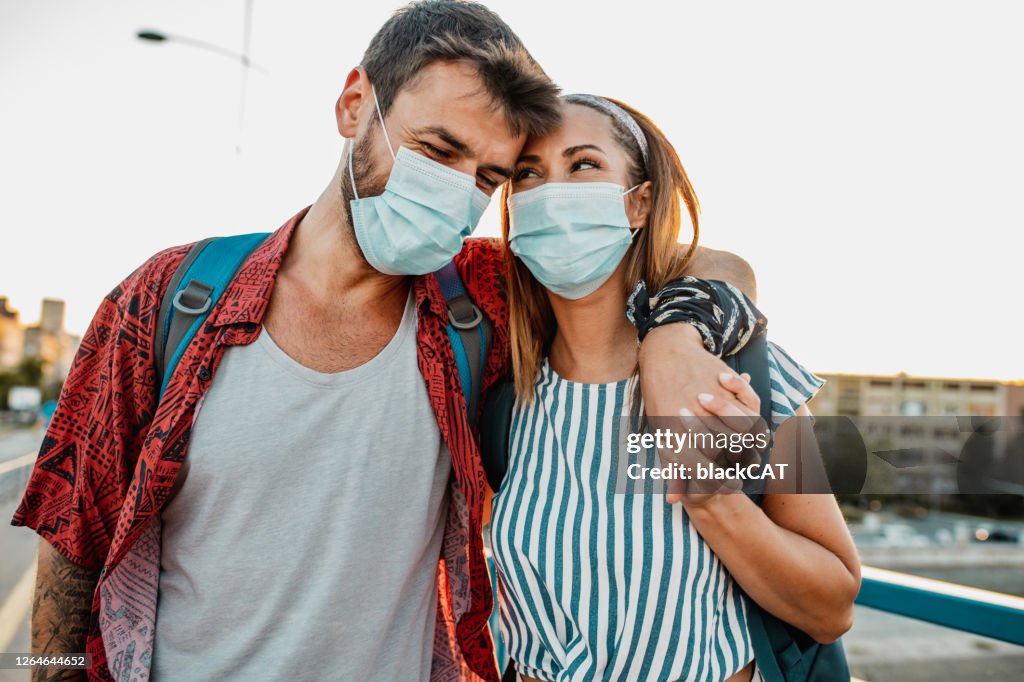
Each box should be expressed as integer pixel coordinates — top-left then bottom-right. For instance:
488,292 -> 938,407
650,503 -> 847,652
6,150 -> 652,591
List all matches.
12,206 -> 507,681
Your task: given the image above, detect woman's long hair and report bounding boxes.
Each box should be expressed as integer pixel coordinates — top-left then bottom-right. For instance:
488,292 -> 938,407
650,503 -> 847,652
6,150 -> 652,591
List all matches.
501,96 -> 702,402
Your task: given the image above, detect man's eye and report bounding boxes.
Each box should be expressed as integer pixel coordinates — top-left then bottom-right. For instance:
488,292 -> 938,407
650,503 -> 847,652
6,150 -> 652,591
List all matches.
478,175 -> 501,191
422,142 -> 452,160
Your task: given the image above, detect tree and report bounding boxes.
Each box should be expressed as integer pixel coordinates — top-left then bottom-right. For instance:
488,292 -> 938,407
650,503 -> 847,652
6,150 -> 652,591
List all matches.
0,356 -> 45,410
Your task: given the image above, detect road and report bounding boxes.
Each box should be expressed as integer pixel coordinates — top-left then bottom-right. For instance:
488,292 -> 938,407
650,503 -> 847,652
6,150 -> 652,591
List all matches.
0,428 -> 42,682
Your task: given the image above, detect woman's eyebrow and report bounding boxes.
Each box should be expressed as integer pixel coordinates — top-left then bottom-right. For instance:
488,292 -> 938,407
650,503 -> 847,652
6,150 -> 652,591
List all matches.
514,145 -> 605,168
563,144 -> 605,157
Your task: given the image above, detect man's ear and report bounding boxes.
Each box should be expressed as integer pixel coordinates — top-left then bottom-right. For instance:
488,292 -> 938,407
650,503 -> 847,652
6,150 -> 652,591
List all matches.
627,180 -> 653,229
336,67 -> 369,138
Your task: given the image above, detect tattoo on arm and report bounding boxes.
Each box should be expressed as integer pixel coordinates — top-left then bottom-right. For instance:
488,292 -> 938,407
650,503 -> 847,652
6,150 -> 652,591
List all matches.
31,540 -> 99,681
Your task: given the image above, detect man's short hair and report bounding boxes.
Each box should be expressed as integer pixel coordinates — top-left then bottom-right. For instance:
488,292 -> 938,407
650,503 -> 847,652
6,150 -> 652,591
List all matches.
362,0 -> 561,137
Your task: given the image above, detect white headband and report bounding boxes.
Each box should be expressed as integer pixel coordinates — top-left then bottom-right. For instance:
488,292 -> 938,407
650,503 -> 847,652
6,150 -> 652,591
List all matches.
564,93 -> 650,173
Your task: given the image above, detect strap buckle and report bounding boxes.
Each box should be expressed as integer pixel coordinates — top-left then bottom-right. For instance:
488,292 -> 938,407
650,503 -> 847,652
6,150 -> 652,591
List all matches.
448,304 -> 483,330
172,280 -> 213,315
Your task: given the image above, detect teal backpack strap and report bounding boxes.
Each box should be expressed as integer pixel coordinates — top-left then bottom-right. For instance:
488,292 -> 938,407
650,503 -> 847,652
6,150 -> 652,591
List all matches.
726,332 -> 851,682
155,232 -> 270,398
434,260 -> 490,422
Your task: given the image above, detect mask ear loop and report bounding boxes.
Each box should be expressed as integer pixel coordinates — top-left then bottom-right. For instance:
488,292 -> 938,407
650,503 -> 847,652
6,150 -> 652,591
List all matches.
370,85 -> 397,161
624,183 -> 645,240
348,143 -> 360,201
348,83 -> 398,202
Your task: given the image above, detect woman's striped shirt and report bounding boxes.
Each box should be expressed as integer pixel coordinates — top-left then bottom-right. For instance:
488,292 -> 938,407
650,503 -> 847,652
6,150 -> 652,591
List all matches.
489,342 -> 823,681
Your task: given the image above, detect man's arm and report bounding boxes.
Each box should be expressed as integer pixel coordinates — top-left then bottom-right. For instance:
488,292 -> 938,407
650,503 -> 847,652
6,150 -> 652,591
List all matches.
638,245 -> 761,418
31,540 -> 99,681
12,245 -> 186,679
684,245 -> 757,303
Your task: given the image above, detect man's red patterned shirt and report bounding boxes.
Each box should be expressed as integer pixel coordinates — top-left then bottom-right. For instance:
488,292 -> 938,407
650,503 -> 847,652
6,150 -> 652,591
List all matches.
12,206 -> 507,681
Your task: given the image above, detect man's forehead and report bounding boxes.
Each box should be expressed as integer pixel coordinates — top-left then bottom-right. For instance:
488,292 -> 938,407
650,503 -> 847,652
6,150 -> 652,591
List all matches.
389,62 -> 525,158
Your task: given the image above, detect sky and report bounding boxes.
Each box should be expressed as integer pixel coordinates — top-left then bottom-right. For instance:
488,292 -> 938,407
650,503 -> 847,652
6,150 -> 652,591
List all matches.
1,0 -> 1022,381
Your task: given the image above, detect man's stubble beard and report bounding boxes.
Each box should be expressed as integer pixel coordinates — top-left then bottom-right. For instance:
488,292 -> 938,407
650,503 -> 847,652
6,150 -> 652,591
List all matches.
339,120 -> 389,237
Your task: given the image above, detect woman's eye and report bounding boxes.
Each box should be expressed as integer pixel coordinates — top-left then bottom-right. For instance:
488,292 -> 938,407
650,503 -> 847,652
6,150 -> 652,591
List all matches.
513,167 -> 539,181
571,158 -> 600,172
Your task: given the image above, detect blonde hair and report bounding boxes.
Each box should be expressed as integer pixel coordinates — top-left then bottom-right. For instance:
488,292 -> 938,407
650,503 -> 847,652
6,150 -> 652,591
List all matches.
501,96 -> 701,402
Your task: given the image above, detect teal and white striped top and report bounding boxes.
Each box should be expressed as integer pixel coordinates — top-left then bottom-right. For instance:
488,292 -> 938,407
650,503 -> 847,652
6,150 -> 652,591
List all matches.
489,342 -> 823,681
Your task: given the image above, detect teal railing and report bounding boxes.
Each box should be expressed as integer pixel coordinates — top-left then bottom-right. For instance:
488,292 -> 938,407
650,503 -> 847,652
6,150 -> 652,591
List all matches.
855,565 -> 1024,646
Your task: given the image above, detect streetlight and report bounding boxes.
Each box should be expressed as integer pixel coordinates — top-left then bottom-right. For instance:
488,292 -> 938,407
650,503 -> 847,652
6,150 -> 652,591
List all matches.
135,30 -> 267,73
136,0 -> 264,153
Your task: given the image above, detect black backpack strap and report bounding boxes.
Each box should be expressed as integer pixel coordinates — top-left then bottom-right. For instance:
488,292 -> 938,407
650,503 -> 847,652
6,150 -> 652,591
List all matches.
724,330 -> 773,428
723,329 -> 774,504
479,376 -> 516,492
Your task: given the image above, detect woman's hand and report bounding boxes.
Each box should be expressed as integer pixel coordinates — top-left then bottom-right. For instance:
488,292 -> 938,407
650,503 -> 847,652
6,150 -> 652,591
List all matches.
663,371 -> 768,504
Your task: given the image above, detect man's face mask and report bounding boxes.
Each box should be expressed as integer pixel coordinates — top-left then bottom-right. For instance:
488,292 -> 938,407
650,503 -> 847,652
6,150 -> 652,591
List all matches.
348,85 -> 491,276
507,181 -> 640,300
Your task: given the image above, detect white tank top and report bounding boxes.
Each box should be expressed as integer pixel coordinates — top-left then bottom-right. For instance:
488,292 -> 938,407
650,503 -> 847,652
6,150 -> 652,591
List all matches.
153,291 -> 450,682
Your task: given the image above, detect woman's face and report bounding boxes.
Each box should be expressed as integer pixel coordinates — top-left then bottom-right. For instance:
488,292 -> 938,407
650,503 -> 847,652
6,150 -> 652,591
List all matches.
511,103 -> 636,194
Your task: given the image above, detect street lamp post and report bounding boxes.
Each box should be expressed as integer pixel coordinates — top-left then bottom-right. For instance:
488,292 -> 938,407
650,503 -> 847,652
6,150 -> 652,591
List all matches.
136,0 -> 263,153
135,30 -> 266,73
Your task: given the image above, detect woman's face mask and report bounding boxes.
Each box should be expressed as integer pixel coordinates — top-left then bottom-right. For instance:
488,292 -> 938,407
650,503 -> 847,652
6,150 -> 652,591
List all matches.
506,101 -> 650,300
507,181 -> 640,300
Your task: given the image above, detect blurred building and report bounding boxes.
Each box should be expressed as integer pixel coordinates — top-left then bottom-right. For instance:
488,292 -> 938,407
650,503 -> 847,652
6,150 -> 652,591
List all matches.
0,296 -> 23,369
18,298 -> 80,382
809,372 -> 1022,500
1005,382 -> 1024,419
808,372 -> 1008,417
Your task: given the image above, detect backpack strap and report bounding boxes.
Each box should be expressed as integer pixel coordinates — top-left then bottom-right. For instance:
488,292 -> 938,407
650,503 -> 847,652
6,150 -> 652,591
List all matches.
722,329 -> 774,505
723,330 -> 773,429
155,232 -> 270,398
478,378 -> 516,492
435,260 -> 491,422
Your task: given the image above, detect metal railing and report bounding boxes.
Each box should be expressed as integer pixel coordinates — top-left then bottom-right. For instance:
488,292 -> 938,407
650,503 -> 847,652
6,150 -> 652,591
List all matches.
855,564 -> 1024,646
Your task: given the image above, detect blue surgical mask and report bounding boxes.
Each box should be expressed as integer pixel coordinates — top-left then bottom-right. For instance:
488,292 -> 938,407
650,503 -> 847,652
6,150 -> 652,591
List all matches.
507,181 -> 641,299
349,86 -> 491,276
